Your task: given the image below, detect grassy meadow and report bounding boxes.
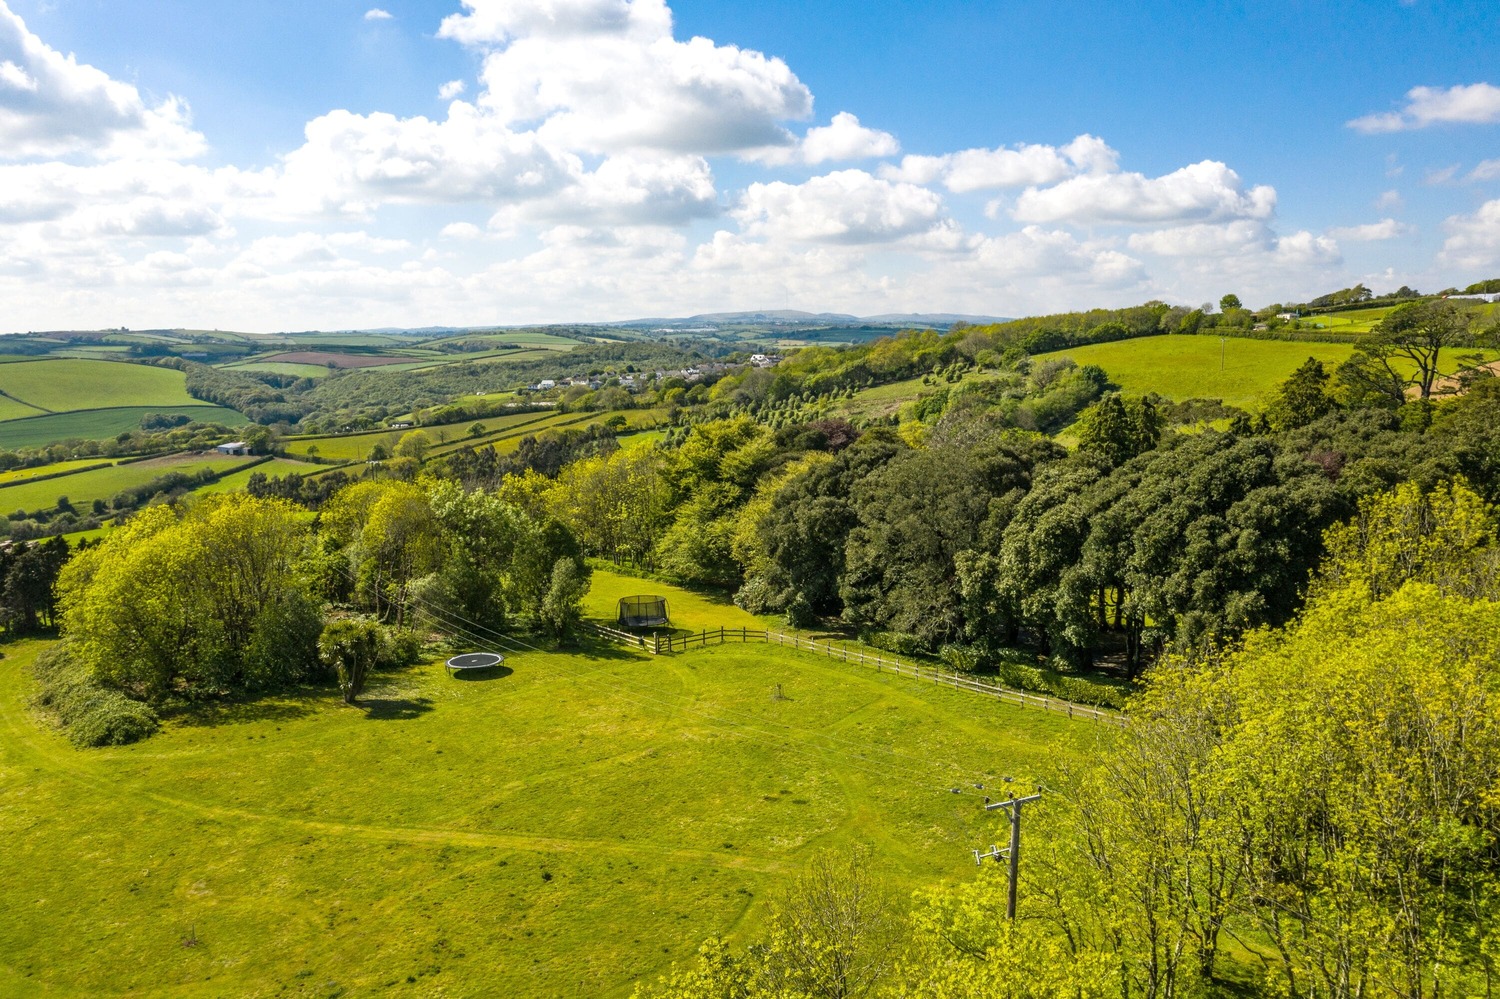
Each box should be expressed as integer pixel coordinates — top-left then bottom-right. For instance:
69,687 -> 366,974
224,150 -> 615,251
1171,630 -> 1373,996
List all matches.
1037,335 -> 1357,408
0,453 -> 257,514
0,407 -> 246,451
0,360 -> 197,413
0,621 -> 1104,997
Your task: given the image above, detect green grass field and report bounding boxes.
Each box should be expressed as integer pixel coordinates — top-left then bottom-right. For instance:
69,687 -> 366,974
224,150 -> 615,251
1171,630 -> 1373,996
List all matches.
194,458 -> 324,494
0,395 -> 46,421
0,359 -> 197,413
0,406 -> 247,450
285,410 -> 561,462
0,621 -> 1104,997
1295,306 -> 1393,333
1037,336 -> 1358,408
0,458 -> 116,486
0,453 -> 256,514
219,362 -> 332,379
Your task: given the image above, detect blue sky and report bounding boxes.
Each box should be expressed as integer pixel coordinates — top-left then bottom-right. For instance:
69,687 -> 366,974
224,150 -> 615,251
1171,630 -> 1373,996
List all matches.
1,0 -> 1497,331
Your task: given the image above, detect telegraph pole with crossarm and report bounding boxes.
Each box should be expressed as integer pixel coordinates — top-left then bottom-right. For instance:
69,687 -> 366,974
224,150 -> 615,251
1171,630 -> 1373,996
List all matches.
972,791 -> 1042,920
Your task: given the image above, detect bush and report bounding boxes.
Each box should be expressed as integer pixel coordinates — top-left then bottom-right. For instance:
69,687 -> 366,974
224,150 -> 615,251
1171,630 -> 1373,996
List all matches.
31,643 -> 160,747
938,644 -> 987,672
862,630 -> 927,656
992,656 -> 1129,709
64,689 -> 161,747
376,627 -> 424,669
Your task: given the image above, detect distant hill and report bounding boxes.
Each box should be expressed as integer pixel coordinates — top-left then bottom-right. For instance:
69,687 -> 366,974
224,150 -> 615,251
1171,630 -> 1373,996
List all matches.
862,313 -> 1011,326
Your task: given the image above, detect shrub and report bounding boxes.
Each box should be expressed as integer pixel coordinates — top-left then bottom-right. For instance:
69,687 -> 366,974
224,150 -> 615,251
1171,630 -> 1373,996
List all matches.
376,627 -> 424,669
938,644 -> 987,672
31,643 -> 160,747
862,630 -> 926,656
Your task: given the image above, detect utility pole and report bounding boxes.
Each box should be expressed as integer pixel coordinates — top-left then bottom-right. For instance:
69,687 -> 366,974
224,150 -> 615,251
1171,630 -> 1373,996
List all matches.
972,792 -> 1042,920
1220,336 -> 1226,371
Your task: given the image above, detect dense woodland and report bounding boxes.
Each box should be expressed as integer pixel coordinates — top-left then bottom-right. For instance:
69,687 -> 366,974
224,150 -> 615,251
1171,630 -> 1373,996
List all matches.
18,293 -> 1500,997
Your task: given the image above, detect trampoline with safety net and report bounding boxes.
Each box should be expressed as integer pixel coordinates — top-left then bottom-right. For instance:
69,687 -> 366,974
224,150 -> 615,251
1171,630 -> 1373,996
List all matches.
617,595 -> 669,628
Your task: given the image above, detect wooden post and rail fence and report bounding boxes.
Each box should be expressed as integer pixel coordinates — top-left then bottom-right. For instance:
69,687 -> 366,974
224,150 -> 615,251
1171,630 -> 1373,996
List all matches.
586,622 -> 1127,728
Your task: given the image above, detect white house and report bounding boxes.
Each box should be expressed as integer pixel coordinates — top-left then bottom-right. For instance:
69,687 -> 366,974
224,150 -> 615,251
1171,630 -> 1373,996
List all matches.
216,442 -> 249,456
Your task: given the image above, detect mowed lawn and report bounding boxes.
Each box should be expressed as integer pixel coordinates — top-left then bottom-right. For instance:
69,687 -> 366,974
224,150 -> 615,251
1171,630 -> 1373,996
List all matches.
1038,336 -> 1357,408
0,359 -> 197,412
0,453 -> 256,513
0,634 -> 1107,998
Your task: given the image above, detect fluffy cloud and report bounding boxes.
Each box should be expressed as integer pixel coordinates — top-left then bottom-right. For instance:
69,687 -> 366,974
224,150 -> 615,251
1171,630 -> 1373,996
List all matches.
972,226 -> 1144,284
883,134 -> 1117,193
445,0 -> 811,156
364,8 -> 394,21
733,170 -> 946,244
1127,220 -> 1273,257
749,111 -> 902,166
1327,219 -> 1413,242
1349,83 -> 1500,133
0,1 -> 204,160
1439,198 -> 1500,269
275,103 -> 577,214
491,153 -> 719,227
1013,161 -> 1276,226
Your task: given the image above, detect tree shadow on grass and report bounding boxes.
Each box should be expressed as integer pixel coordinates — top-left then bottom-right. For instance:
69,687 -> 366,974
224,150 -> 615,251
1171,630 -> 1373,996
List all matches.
163,693 -> 328,728
359,696 -> 436,721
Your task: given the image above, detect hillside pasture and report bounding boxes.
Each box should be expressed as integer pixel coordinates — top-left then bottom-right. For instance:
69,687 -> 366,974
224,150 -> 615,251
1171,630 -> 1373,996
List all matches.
0,457 -> 116,486
0,406 -> 247,450
0,394 -> 46,421
284,409 -> 561,462
0,452 -> 257,514
219,361 -> 332,379
0,359 -> 197,413
1036,335 -> 1357,408
0,630 -> 1104,998
254,351 -> 425,369
1295,306 -> 1393,333
195,457 -> 325,494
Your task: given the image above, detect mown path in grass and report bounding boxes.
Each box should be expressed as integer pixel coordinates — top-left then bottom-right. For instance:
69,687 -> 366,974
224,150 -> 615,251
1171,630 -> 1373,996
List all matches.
0,629 -> 1106,998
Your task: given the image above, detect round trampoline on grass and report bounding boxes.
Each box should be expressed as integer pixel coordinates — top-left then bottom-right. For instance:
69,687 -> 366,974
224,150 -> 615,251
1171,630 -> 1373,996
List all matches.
445,652 -> 506,677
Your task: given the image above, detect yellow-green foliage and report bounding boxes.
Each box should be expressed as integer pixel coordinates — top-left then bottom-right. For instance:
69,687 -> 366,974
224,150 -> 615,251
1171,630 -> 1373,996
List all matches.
58,494 -> 318,703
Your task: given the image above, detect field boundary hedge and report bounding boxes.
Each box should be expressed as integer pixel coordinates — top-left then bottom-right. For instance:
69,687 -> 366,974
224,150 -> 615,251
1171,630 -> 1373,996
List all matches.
587,623 -> 1128,726
0,462 -> 113,491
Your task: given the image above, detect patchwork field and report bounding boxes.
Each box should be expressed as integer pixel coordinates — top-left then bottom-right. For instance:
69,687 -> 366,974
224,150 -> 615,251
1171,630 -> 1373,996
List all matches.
0,359 -> 197,413
0,406 -> 246,451
0,452 -> 257,514
195,457 -> 324,494
0,626 -> 1103,997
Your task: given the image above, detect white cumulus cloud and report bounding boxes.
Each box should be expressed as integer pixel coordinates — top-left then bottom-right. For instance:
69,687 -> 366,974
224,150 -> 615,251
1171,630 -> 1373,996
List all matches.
882,134 -> 1117,194
1439,198 -> 1500,270
733,170 -> 946,244
0,1 -> 205,160
438,79 -> 466,100
1013,160 -> 1276,226
1349,82 -> 1500,133
443,0 -> 810,157
364,8 -> 394,21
